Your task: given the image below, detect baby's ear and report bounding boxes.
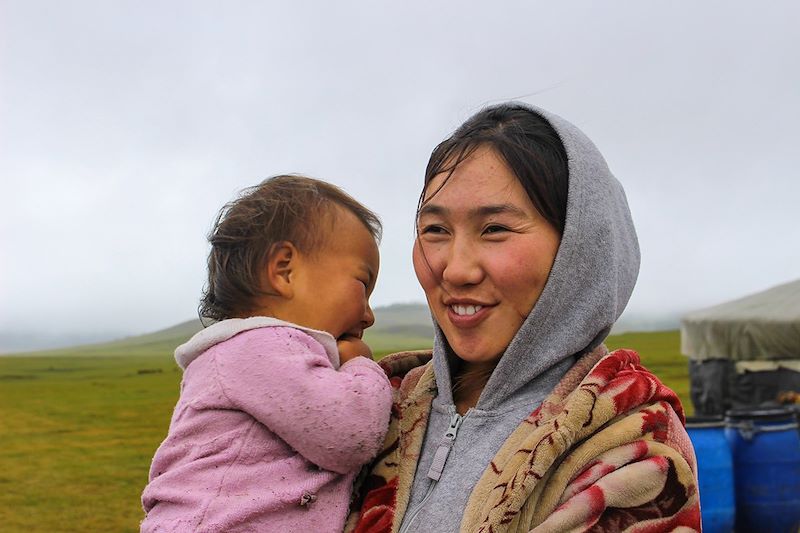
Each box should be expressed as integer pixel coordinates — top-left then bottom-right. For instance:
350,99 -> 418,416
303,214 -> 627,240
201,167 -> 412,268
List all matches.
264,241 -> 297,299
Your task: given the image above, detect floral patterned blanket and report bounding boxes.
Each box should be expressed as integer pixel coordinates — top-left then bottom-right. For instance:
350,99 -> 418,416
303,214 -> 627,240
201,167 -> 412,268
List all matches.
346,347 -> 700,532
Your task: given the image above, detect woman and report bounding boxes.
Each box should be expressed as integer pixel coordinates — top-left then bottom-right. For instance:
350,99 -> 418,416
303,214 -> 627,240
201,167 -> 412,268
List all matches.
347,103 -> 700,532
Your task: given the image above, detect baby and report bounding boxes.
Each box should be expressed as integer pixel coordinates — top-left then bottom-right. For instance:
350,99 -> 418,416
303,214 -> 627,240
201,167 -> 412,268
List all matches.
141,175 -> 393,532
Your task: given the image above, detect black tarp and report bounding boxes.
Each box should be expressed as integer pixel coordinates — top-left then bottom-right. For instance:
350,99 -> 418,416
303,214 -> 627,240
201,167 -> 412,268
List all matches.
689,359 -> 800,416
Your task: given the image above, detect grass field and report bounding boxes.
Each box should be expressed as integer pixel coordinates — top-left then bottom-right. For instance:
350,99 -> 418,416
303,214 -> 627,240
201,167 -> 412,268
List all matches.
0,330 -> 690,532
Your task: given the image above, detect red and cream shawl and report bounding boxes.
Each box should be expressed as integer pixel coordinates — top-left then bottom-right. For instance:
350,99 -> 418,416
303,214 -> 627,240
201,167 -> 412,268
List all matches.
346,347 -> 700,532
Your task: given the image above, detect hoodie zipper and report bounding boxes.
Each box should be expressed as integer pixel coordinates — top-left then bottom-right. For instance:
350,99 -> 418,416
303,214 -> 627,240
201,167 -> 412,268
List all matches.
398,409 -> 464,533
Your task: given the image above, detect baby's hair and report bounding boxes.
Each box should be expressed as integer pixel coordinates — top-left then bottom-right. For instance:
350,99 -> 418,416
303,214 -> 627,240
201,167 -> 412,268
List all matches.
199,174 -> 382,322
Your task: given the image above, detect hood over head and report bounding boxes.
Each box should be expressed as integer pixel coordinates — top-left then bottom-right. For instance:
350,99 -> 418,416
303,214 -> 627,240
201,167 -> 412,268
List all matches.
431,104 -> 640,411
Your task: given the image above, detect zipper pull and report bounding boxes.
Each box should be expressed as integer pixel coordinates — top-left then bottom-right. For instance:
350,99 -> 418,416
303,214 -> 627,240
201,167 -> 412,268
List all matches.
426,412 -> 463,481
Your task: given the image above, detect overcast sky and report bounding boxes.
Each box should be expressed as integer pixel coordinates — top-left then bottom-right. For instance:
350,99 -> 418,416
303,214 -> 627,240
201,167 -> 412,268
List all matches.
2,1 -> 799,350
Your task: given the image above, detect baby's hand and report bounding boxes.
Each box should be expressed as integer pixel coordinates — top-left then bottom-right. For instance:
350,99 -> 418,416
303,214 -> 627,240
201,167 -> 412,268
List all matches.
337,335 -> 373,364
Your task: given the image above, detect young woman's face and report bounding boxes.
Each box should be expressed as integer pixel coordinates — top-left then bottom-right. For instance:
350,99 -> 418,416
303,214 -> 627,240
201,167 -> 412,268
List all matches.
413,146 -> 561,366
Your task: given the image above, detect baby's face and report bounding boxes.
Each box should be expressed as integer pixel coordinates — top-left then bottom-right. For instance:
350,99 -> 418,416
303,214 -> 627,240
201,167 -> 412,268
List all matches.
289,208 -> 380,343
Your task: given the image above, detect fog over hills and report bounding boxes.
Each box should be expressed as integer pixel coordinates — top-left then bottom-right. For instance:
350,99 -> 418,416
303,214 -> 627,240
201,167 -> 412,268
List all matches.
0,302 -> 679,355
4,2 -> 799,346
0,303 -> 434,355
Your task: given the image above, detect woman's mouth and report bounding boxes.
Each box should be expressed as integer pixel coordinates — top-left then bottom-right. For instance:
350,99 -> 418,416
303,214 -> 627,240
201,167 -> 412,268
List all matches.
451,304 -> 483,316
446,303 -> 492,327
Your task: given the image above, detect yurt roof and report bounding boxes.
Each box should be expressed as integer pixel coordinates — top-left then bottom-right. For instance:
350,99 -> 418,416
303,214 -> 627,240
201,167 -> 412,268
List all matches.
681,279 -> 800,362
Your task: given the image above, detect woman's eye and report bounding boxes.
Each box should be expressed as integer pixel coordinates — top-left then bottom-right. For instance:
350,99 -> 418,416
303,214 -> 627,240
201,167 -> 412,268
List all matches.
483,225 -> 508,234
419,224 -> 446,235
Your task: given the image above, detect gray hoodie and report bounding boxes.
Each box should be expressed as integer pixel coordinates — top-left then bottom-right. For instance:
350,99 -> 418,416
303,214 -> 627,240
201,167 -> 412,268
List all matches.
398,104 -> 640,532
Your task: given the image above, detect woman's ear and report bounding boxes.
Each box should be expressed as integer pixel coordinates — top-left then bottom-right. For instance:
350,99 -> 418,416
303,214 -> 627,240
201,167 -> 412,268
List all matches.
265,241 -> 297,299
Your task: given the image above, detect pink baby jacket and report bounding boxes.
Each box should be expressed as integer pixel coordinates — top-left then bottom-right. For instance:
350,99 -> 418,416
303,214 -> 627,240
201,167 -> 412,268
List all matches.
141,317 -> 393,532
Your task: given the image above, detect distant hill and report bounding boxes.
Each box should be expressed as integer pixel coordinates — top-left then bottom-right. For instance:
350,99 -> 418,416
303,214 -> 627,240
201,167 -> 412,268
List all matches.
3,303 -> 682,358
611,313 -> 681,334
363,303 -> 434,352
5,303 -> 434,358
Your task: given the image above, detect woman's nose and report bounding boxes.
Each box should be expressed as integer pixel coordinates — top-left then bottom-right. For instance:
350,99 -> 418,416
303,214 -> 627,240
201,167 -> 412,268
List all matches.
442,238 -> 483,287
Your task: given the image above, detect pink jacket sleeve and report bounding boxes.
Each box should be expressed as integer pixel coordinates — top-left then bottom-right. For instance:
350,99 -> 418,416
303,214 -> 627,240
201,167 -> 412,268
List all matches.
212,327 -> 393,475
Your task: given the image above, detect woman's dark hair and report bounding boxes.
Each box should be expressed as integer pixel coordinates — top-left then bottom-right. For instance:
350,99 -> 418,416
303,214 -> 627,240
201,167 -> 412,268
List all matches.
199,174 -> 382,322
420,102 -> 569,234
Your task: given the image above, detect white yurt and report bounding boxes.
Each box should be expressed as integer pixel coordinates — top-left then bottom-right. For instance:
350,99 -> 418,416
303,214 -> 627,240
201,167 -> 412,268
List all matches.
681,279 -> 800,415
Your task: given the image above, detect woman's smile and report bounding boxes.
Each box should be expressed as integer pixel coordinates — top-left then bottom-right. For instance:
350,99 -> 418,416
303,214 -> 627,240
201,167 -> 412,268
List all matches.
446,300 -> 492,327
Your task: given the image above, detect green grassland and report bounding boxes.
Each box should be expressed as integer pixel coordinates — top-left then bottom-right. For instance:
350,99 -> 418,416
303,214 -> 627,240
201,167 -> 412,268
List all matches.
0,327 -> 689,532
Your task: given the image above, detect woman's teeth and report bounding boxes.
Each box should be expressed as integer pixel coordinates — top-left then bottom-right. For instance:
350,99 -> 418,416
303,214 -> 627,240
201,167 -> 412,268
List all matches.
451,304 -> 483,316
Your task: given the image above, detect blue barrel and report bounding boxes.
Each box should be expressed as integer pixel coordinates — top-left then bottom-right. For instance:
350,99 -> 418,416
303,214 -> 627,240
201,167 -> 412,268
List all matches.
725,407 -> 800,533
686,416 -> 735,533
